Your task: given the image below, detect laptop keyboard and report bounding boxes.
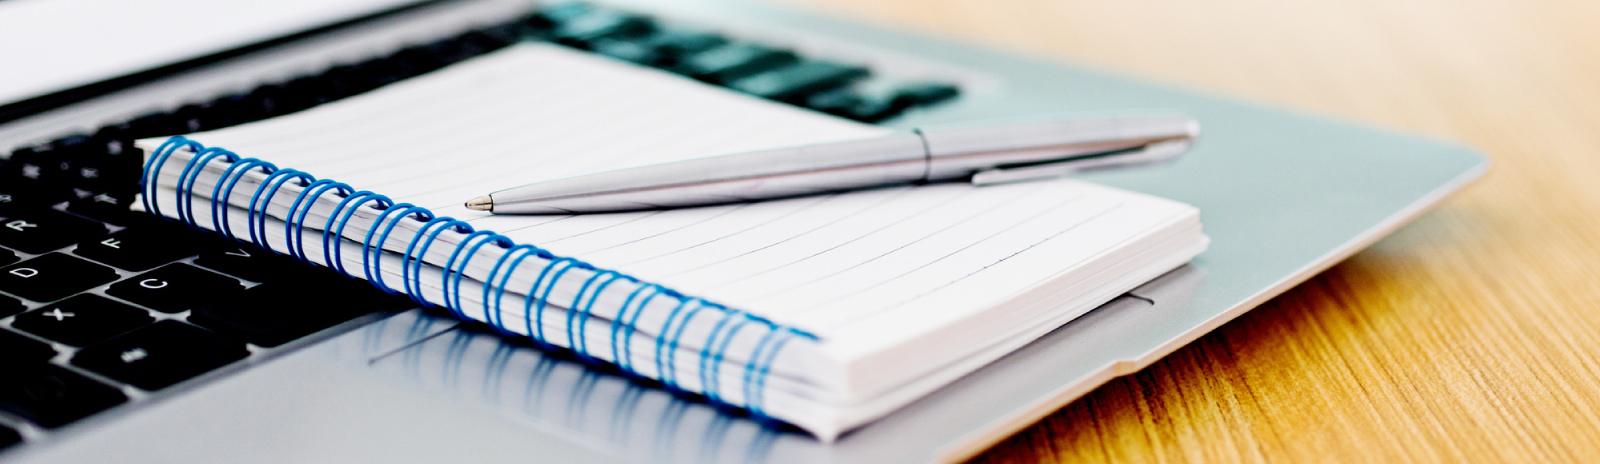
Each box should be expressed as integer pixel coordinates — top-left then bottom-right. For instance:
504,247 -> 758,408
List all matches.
0,2 -> 961,450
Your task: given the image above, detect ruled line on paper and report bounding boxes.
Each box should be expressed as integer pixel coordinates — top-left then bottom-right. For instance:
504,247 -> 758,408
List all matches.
815,203 -> 1124,328
792,196 -> 1110,313
688,186 -> 979,294
733,184 -> 1062,304
613,192 -> 843,268
652,187 -> 917,280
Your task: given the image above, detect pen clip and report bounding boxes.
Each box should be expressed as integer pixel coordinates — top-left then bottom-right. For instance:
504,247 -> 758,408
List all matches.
970,139 -> 1192,186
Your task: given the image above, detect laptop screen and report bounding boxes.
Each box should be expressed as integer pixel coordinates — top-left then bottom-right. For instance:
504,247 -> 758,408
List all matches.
0,0 -> 425,110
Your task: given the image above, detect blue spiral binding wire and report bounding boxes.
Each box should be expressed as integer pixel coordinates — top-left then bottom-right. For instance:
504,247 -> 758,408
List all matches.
482,244 -> 541,337
174,147 -> 238,229
362,203 -> 433,294
286,179 -> 355,263
742,325 -> 784,415
212,158 -> 277,238
248,169 -> 314,248
569,270 -> 629,361
322,191 -> 393,277
141,136 -> 819,418
403,217 -> 473,309
443,230 -> 507,317
611,283 -> 664,372
651,297 -> 695,384
661,298 -> 715,391
528,257 -> 580,346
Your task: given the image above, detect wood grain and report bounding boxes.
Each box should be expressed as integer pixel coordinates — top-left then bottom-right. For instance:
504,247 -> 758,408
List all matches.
766,0 -> 1600,461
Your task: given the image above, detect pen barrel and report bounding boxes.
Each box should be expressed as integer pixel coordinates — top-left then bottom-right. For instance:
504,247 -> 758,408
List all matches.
921,116 -> 1200,180
489,135 -> 929,214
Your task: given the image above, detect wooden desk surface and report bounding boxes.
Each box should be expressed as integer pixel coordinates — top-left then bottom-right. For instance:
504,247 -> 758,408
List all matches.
774,0 -> 1600,461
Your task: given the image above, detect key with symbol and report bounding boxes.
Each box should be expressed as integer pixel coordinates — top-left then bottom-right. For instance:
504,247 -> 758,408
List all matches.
192,244 -> 299,282
72,320 -> 249,390
0,362 -> 127,428
12,295 -> 154,346
0,253 -> 120,302
0,209 -> 108,254
66,191 -> 138,225
106,263 -> 243,313
74,226 -> 210,272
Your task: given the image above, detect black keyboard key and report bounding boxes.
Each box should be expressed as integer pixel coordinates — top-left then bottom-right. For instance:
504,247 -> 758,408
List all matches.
731,61 -> 869,103
391,46 -> 448,76
525,3 -> 595,33
589,38 -> 662,65
675,42 -> 799,84
0,329 -> 56,364
279,76 -> 332,111
106,264 -> 242,313
805,88 -> 865,115
72,321 -> 249,390
0,293 -> 22,318
7,144 -> 75,184
92,126 -> 136,157
351,60 -> 403,88
315,67 -> 367,101
47,134 -> 94,156
192,275 -> 409,347
93,121 -> 136,147
478,22 -> 526,49
846,97 -> 910,122
0,249 -> 16,269
0,175 -> 74,214
169,104 -> 210,134
0,209 -> 109,254
195,97 -> 250,130
241,84 -> 290,119
0,363 -> 126,428
457,29 -> 515,56
643,28 -> 727,63
892,82 -> 960,107
122,111 -> 185,139
193,244 -> 299,282
552,10 -> 653,47
0,254 -> 119,302
0,424 -> 19,450
74,226 -> 208,272
806,89 -> 909,122
66,191 -> 140,225
12,295 -> 153,347
203,92 -> 263,126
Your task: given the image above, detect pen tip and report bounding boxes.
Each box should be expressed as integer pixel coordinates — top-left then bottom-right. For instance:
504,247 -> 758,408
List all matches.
465,195 -> 494,212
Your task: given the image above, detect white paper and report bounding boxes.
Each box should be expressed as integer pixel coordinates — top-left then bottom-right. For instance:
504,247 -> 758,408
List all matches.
0,0 -> 417,105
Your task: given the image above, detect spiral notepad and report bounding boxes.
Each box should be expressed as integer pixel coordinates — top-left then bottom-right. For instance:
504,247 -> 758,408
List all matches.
136,43 -> 1207,439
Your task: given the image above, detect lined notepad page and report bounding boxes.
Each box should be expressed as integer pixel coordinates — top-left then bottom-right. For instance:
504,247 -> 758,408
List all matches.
186,43 -> 1196,351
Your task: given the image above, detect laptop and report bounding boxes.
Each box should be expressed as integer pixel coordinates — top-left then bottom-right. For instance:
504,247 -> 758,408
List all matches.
0,0 -> 1487,462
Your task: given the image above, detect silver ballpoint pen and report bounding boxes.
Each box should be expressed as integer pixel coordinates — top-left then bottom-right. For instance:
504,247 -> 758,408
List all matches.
465,115 -> 1199,214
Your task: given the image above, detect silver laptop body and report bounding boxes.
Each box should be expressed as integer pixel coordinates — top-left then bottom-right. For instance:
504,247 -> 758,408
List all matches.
0,0 -> 1486,462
